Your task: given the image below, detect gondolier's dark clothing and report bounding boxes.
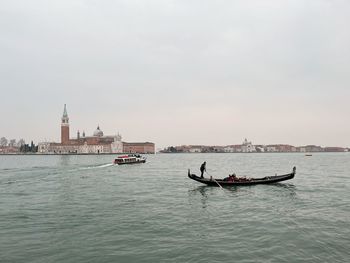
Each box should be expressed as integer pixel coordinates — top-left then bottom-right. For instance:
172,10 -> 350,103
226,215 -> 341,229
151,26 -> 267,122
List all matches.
200,162 -> 206,178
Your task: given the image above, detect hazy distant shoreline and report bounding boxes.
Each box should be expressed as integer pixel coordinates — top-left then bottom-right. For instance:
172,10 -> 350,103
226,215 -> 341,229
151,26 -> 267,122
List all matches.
0,152 -> 348,156
0,153 -> 151,156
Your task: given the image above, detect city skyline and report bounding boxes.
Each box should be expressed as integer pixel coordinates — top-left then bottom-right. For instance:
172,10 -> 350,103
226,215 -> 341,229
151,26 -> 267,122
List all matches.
1,1 -> 350,149
36,104 -> 155,154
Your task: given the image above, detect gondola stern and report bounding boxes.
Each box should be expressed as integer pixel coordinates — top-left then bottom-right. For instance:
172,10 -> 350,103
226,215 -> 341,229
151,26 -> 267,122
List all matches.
188,169 -> 194,179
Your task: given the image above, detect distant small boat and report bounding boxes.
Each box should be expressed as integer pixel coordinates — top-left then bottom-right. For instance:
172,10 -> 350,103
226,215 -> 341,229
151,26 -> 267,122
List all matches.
113,154 -> 146,165
305,154 -> 312,156
188,167 -> 296,186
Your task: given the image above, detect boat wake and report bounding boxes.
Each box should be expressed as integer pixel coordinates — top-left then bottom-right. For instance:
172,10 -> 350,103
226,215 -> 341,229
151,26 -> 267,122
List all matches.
69,163 -> 114,172
82,163 -> 114,170
94,163 -> 114,169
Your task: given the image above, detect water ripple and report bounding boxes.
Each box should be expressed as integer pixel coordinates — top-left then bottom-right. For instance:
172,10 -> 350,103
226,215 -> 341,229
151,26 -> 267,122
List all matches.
0,153 -> 349,262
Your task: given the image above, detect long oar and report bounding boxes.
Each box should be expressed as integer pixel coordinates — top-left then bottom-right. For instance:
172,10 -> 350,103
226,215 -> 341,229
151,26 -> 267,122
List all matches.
206,171 -> 223,189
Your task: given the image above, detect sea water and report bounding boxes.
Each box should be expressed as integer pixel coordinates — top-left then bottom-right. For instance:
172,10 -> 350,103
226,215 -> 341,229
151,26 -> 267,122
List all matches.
0,153 -> 349,262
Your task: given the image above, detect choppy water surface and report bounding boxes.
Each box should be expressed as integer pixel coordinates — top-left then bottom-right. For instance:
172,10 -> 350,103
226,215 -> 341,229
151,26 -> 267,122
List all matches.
0,153 -> 349,262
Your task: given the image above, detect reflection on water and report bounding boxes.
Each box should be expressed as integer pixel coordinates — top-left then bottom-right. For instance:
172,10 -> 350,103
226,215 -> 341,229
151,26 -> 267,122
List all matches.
188,182 -> 298,217
188,186 -> 210,208
273,182 -> 296,189
58,155 -> 71,166
190,182 -> 296,194
267,183 -> 297,198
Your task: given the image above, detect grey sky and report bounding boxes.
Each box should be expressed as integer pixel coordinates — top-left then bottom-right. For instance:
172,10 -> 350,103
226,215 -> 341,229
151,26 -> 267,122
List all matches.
1,0 -> 349,148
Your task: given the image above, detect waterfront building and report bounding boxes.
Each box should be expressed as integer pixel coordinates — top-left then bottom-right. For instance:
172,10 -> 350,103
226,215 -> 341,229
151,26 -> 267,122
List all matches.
280,145 -> 297,152
175,145 -> 190,152
323,147 -> 345,152
224,145 -> 242,153
296,145 -> 323,153
266,145 -> 278,152
160,143 -> 347,154
38,105 -> 155,154
189,147 -> 202,153
123,142 -> 156,154
223,146 -> 234,153
254,145 -> 265,152
0,146 -> 19,154
241,138 -> 256,153
265,144 -> 297,152
304,145 -> 324,152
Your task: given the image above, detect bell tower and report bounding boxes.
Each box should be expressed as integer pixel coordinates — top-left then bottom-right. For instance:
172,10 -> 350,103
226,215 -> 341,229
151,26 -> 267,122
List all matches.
61,104 -> 70,144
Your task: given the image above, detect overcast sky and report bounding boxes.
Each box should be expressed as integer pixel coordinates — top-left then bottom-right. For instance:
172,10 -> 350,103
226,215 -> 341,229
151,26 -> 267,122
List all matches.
1,0 -> 349,148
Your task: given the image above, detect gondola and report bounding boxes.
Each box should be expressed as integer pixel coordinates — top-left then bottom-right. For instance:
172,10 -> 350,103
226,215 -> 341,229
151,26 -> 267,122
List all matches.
188,167 -> 296,186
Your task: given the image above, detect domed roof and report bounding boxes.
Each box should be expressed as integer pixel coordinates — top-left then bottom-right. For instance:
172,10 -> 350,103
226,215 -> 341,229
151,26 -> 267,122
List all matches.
93,126 -> 104,137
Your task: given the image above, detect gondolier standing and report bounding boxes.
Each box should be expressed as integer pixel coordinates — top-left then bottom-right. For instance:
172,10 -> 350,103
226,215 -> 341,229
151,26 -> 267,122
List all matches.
200,162 -> 206,178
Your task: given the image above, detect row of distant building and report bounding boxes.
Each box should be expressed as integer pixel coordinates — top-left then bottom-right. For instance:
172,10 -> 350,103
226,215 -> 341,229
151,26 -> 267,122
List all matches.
0,138 -> 27,154
160,139 -> 349,153
0,105 -> 155,154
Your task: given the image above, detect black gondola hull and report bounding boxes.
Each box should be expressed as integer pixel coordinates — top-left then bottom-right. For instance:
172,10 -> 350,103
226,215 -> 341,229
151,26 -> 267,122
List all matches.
188,167 -> 296,186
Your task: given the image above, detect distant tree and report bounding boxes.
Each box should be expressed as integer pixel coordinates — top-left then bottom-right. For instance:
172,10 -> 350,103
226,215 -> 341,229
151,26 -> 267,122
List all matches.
20,144 -> 26,152
20,143 -> 32,153
30,141 -> 35,152
17,139 -> 25,147
256,147 -> 264,153
169,146 -> 177,153
8,139 -> 16,147
0,137 -> 8,147
28,141 -> 38,153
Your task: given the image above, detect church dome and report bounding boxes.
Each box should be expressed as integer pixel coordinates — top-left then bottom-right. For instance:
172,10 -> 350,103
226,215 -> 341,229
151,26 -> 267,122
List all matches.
93,126 -> 104,137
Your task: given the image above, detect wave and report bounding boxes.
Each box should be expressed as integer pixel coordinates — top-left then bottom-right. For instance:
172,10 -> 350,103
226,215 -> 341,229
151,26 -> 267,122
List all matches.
95,163 -> 114,168
71,163 -> 114,172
